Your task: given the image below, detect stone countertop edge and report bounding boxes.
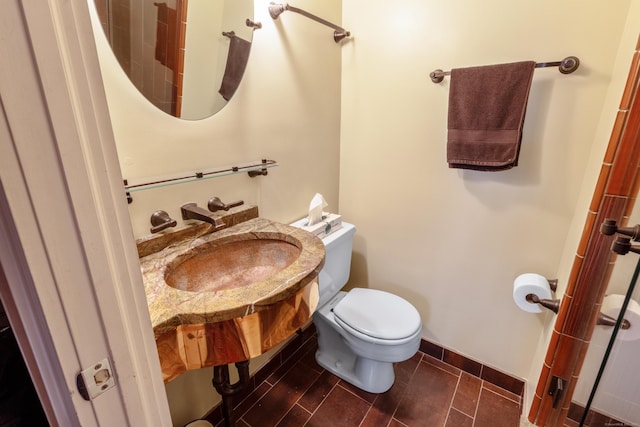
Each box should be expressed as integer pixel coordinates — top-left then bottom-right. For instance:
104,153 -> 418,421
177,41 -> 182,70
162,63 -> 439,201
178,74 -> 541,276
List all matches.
138,215 -> 326,338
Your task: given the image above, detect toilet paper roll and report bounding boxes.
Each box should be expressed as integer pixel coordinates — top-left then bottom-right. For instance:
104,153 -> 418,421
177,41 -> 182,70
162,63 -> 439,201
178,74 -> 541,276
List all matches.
601,294 -> 640,342
513,273 -> 552,313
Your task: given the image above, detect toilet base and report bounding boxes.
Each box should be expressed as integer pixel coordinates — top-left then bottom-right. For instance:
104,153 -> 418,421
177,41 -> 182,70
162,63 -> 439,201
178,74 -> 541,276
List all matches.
313,294 -> 402,394
313,291 -> 421,394
315,347 -> 395,393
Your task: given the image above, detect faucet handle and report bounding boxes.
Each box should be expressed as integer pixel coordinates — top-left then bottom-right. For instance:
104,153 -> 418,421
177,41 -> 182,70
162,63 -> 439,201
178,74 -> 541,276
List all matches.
207,197 -> 244,212
150,210 -> 177,233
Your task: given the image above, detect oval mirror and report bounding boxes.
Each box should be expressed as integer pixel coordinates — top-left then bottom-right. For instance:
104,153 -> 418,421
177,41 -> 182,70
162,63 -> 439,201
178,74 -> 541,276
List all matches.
93,0 -> 255,120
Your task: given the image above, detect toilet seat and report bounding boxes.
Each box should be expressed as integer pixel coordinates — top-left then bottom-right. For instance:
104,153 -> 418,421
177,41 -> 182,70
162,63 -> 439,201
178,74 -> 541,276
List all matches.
333,288 -> 421,343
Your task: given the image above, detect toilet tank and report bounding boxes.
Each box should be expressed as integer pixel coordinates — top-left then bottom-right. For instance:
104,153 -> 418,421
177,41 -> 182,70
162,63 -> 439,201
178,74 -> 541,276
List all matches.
318,222 -> 356,307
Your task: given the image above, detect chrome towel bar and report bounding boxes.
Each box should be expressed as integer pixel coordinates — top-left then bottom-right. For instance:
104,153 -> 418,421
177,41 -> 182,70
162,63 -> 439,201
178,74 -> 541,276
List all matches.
269,2 -> 350,43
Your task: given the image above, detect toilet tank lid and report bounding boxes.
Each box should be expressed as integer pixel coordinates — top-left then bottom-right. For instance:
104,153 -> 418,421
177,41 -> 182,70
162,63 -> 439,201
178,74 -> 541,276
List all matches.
333,288 -> 422,340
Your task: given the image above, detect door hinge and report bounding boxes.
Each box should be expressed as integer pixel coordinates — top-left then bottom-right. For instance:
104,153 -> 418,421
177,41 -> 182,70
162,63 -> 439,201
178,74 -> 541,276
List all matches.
548,375 -> 567,409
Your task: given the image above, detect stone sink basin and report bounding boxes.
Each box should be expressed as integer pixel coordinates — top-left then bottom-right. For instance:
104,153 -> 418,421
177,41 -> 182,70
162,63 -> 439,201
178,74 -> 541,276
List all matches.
165,238 -> 301,293
139,217 -> 325,382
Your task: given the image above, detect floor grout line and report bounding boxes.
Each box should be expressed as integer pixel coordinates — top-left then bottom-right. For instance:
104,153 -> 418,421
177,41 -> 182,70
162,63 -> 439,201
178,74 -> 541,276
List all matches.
444,372 -> 463,427
481,380 -> 522,405
357,399 -> 374,427
336,382 -> 376,405
421,356 -> 463,378
471,384 -> 483,427
301,379 -> 340,426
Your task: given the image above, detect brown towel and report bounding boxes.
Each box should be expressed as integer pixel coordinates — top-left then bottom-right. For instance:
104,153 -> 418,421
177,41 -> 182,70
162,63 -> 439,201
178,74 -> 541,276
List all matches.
447,61 -> 536,171
154,2 -> 178,71
219,35 -> 251,101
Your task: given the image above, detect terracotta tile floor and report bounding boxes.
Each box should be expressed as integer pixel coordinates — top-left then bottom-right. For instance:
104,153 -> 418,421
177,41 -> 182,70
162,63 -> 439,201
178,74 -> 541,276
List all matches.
222,341 -> 523,427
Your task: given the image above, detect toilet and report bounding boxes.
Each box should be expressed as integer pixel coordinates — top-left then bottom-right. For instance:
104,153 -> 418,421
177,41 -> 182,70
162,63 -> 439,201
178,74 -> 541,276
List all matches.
293,220 -> 422,393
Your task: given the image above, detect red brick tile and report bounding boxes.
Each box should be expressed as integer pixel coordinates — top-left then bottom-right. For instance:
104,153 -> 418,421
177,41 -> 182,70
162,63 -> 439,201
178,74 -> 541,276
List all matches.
528,394 -> 541,424
338,380 -> 378,404
445,408 -> 473,427
360,379 -> 408,427
451,372 -> 481,417
480,365 -> 524,396
589,165 -> 610,213
234,382 -> 272,419
305,385 -> 370,426
394,361 -> 458,426
550,335 -> 584,378
420,340 -> 444,360
275,404 -> 312,427
474,387 -> 521,427
602,111 -> 627,164
577,211 -> 597,256
444,349 -> 482,377
242,362 -> 320,426
564,255 -> 583,298
394,352 -> 421,385
296,370 -> 339,413
423,354 -> 462,377
545,331 -> 560,366
482,381 -> 521,404
620,51 -> 640,110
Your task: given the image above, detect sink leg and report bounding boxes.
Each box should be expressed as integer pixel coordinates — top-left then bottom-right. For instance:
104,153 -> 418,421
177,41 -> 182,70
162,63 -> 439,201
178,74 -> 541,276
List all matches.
212,361 -> 250,427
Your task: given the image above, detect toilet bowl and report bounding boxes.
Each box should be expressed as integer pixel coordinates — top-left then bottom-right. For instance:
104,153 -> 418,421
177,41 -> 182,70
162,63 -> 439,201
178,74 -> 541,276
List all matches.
290,219 -> 422,393
314,288 -> 422,393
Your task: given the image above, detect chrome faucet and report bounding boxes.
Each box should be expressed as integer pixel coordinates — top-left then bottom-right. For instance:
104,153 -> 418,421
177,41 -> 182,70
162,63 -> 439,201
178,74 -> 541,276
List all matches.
180,203 -> 226,230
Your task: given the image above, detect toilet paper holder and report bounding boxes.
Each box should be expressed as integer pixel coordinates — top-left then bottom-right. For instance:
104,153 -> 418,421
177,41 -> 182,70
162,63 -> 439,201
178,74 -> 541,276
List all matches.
597,312 -> 631,330
527,292 -> 631,329
526,293 -> 560,313
523,279 -> 558,312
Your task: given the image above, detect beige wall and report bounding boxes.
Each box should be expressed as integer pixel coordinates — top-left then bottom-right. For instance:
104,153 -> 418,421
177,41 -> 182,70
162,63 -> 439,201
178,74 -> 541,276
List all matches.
340,0 -> 632,403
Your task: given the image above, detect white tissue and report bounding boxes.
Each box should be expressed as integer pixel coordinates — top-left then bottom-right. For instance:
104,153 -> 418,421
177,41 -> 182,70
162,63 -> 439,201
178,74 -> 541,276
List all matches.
513,273 -> 553,313
308,193 -> 327,226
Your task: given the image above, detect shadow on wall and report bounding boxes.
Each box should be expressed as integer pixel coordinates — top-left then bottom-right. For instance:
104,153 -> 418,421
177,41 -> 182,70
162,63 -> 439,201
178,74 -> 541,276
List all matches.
346,235 -> 431,338
345,235 -> 369,291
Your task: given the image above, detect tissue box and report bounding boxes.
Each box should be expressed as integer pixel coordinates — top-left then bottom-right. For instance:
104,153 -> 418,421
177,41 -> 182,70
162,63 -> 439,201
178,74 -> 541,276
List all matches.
291,213 -> 342,239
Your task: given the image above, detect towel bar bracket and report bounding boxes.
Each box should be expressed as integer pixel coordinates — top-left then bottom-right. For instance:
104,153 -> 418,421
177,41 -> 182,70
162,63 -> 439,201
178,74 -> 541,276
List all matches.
429,56 -> 580,83
246,18 -> 262,29
537,56 -> 580,75
429,69 -> 446,84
